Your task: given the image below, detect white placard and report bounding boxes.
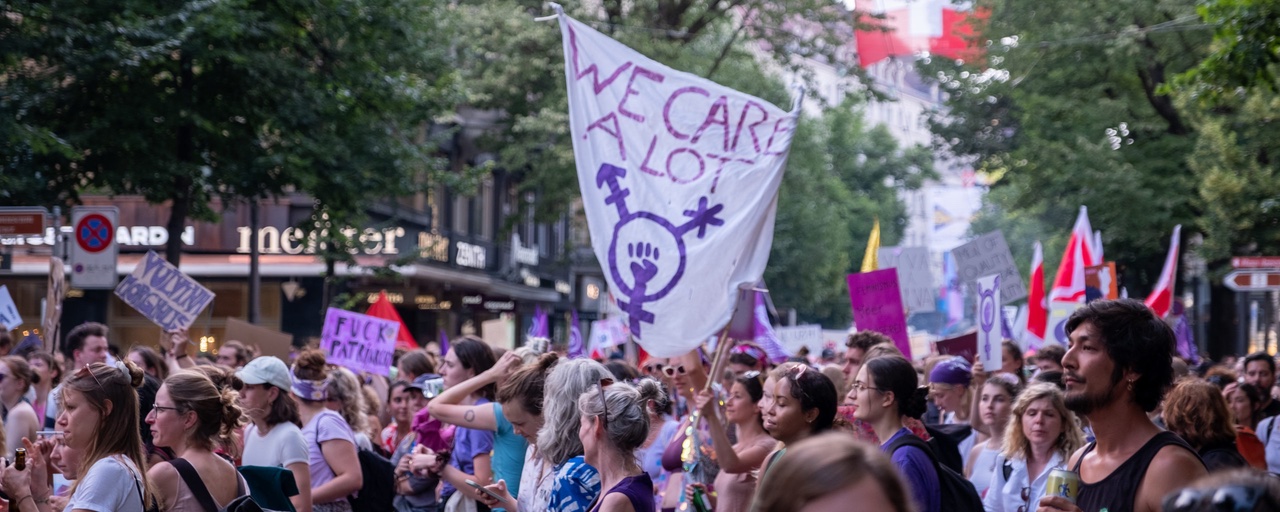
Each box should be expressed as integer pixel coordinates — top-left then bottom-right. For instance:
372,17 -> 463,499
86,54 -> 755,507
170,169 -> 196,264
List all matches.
0,285 -> 22,330
976,274 -> 1002,369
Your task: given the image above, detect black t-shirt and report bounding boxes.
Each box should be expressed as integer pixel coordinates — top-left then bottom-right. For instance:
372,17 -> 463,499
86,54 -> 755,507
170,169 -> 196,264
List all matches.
1259,399 -> 1280,426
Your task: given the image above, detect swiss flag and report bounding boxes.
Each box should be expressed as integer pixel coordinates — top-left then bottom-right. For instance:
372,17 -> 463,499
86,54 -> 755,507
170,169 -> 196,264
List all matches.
1049,207 -> 1100,303
1145,225 -> 1182,318
1026,241 -> 1047,342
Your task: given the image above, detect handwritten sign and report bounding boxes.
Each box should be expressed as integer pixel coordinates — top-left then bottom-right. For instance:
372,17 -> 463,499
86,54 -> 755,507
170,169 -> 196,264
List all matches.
952,231 -> 1028,303
847,269 -> 911,358
976,274 -> 1002,370
321,308 -> 397,376
0,285 -> 21,331
878,246 -> 936,312
114,251 -> 214,331
776,324 -> 822,355
557,8 -> 798,357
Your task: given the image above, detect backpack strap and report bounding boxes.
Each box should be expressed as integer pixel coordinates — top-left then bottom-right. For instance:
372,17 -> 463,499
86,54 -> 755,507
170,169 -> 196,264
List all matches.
170,458 -> 220,512
1267,416 -> 1276,445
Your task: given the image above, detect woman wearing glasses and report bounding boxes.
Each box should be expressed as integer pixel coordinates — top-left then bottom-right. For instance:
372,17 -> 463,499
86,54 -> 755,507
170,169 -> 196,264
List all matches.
2,361 -> 152,512
577,379 -> 666,512
852,355 -> 939,512
145,370 -> 250,511
758,364 -> 838,479
981,382 -> 1082,512
684,371 -> 774,512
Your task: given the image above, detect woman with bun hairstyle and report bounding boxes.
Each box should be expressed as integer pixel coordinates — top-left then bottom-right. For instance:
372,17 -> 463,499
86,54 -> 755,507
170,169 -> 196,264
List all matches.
753,432 -> 916,512
852,355 -> 940,512
145,370 -> 250,510
577,379 -> 666,512
1,361 -> 153,512
1,356 -> 41,454
292,350 -> 363,512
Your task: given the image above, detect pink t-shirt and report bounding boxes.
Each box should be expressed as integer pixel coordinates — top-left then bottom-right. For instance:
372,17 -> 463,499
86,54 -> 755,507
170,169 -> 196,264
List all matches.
302,410 -> 357,493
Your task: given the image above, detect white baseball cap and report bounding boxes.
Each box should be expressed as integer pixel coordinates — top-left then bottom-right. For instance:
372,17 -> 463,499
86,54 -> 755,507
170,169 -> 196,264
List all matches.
237,356 -> 292,391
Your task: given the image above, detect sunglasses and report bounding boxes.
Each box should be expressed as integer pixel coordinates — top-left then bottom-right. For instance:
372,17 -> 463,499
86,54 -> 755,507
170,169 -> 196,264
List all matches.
662,365 -> 688,378
1016,487 -> 1031,512
75,364 -> 104,388
643,363 -> 665,374
597,378 -> 615,431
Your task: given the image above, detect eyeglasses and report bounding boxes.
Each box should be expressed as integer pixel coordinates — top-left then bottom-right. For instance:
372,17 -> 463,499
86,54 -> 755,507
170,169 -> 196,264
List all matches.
852,380 -> 885,394
662,365 -> 688,378
597,378 -> 615,431
150,405 -> 182,416
1163,485 -> 1269,512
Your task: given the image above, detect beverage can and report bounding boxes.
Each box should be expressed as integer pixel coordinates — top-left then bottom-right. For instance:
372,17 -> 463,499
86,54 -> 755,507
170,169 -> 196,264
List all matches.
421,378 -> 445,399
1044,468 -> 1080,503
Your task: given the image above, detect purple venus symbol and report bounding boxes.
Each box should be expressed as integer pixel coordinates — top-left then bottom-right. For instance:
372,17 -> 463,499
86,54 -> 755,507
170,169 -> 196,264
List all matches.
979,275 -> 1001,360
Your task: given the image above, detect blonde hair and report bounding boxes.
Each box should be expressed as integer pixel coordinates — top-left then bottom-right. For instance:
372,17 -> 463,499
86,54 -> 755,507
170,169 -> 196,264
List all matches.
1002,383 -> 1083,461
754,432 -> 916,512
63,361 -> 152,502
325,366 -> 370,435
163,370 -> 246,451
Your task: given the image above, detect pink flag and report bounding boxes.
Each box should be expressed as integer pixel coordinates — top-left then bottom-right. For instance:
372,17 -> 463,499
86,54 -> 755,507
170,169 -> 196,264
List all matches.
1049,206 -> 1097,303
1026,241 -> 1047,343
1145,225 -> 1181,318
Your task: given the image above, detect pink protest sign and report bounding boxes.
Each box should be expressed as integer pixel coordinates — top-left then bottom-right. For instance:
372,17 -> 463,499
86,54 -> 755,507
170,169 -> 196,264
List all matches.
847,269 -> 911,358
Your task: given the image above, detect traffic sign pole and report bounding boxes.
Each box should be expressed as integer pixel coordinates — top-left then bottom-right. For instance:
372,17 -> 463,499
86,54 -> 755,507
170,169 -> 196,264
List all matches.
69,206 -> 119,290
1223,270 -> 1280,292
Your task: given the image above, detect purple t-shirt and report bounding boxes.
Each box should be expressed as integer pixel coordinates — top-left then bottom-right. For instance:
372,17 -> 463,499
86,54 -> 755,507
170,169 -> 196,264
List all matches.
882,428 -> 942,512
441,398 -> 496,500
302,410 -> 357,495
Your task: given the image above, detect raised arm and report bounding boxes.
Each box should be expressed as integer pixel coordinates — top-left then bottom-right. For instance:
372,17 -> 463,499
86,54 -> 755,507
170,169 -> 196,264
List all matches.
693,390 -> 769,474
427,351 -> 522,431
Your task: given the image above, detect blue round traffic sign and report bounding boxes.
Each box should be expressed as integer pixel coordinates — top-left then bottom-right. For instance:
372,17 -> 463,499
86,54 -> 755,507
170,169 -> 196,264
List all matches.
76,213 -> 113,253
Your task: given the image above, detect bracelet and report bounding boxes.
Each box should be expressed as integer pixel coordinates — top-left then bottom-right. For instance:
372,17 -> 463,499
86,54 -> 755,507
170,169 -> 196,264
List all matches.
15,495 -> 34,509
33,495 -> 49,505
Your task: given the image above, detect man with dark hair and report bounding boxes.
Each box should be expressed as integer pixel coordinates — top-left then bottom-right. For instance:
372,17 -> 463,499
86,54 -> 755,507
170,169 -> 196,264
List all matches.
217,339 -> 251,368
1033,344 -> 1066,373
843,330 -> 892,384
1243,352 -> 1280,422
1041,299 -> 1206,512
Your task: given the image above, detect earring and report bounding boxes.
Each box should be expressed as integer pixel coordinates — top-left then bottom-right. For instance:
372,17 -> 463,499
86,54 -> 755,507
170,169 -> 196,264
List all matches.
1127,379 -> 1135,392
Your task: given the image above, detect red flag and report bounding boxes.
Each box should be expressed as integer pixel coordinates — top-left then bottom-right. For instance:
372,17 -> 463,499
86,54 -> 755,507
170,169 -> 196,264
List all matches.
1026,241 -> 1047,342
1145,225 -> 1182,318
1049,207 -> 1097,303
365,290 -> 418,351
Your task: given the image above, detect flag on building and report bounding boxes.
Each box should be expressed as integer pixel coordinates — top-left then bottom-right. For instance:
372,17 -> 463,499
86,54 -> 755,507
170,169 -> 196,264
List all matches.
862,218 -> 881,273
555,6 -> 799,357
1145,225 -> 1181,318
1026,241 -> 1047,344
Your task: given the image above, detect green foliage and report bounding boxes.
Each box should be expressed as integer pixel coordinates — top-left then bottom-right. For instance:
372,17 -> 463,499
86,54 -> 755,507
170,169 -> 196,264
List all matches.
1175,0 -> 1280,101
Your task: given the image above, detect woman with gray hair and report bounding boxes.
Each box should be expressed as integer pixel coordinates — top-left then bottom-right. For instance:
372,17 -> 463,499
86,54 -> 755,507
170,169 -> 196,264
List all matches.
478,357 -> 613,511
577,379 -> 665,512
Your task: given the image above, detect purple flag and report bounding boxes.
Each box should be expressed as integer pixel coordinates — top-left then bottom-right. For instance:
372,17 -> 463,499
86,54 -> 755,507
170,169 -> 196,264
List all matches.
752,291 -> 790,363
848,269 -> 911,359
527,305 -> 550,339
568,311 -> 585,358
1174,314 -> 1200,365
438,327 -> 450,355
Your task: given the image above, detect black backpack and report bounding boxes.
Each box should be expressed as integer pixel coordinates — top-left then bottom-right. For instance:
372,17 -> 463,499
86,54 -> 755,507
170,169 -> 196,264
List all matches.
923,423 -> 971,474
886,433 -> 984,512
347,448 -> 396,512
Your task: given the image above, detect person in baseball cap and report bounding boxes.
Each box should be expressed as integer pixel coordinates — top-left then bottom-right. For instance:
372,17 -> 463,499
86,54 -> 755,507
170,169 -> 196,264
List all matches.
236,356 -> 312,512
237,356 -> 293,392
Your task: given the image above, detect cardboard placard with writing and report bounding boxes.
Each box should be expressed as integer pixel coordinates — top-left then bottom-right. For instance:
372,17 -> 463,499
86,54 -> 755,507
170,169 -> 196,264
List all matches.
878,246 -> 937,313
952,231 -> 1028,303
847,269 -> 911,359
1085,262 -> 1119,301
225,318 -> 294,361
44,257 -> 65,353
321,308 -> 397,376
114,251 -> 215,331
936,331 -> 978,364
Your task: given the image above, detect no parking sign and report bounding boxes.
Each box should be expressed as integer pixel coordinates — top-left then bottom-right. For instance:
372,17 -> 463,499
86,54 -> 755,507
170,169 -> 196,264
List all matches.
70,206 -> 119,289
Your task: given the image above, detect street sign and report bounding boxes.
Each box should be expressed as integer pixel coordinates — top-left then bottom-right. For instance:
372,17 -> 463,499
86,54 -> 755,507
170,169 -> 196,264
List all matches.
1232,256 -> 1280,269
69,206 -> 119,289
0,207 -> 47,236
1223,270 -> 1280,292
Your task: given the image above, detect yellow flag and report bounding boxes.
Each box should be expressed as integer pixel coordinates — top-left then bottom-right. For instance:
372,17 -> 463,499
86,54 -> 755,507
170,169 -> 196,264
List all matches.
861,218 -> 880,272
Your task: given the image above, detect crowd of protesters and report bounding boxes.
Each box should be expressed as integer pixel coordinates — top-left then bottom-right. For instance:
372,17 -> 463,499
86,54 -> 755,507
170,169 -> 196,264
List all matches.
2,297 -> 1280,511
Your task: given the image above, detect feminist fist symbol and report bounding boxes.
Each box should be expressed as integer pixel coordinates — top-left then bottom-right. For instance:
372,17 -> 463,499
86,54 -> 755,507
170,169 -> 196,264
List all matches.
597,163 -> 725,337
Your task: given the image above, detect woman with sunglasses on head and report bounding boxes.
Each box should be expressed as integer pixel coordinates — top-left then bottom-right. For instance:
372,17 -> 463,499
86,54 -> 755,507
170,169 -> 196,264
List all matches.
1,361 -> 153,512
684,371 -> 774,512
758,364 -> 838,481
0,356 -> 42,455
983,382 -> 1082,512
292,350 -> 363,512
577,379 -> 666,512
145,370 -> 250,511
852,355 -> 939,512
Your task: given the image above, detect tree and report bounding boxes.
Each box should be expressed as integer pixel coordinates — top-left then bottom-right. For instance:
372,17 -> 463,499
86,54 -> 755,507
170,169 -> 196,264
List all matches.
1,0 -> 461,264
1175,0 -> 1280,100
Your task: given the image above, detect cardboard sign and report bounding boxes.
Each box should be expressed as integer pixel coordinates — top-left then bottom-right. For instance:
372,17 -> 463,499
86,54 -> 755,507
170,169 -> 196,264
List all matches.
482,317 -> 514,350
321,308 -> 397,376
1046,301 -> 1084,346
225,318 -> 294,361
975,274 -> 1002,370
878,246 -> 937,312
952,231 -> 1028,303
936,331 -> 978,363
0,285 -> 21,331
114,251 -> 214,331
44,257 -> 65,353
1085,262 -> 1119,301
847,269 -> 911,358
776,324 -> 823,355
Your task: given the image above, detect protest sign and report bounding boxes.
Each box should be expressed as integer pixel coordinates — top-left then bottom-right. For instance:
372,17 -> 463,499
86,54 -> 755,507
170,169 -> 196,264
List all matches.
936,331 -> 978,363
321,308 -> 397,376
44,257 -> 65,353
114,251 -> 214,331
482,317 -> 514,350
878,246 -> 936,312
225,318 -> 294,361
952,231 -> 1028,303
776,324 -> 822,355
1085,262 -> 1119,301
0,285 -> 21,331
975,274 -> 1002,370
1046,301 -> 1083,346
847,269 -> 911,358
557,7 -> 799,357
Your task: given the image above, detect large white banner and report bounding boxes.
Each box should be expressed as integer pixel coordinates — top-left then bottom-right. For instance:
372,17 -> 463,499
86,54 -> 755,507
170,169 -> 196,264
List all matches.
557,8 -> 798,357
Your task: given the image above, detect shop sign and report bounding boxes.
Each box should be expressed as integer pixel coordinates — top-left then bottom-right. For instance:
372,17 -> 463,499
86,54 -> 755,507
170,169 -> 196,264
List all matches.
512,234 -> 539,266
417,231 -> 450,263
236,226 -> 405,256
460,293 -> 514,311
456,241 -> 487,269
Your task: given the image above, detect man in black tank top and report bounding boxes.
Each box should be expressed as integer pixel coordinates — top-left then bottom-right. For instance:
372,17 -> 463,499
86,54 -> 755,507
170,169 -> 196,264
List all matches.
1038,299 -> 1206,512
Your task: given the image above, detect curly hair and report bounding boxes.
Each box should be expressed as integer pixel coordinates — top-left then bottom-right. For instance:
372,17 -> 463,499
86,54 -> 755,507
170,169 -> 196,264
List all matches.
846,331 -> 893,351
163,370 -> 247,452
325,366 -> 370,435
1065,298 -> 1176,412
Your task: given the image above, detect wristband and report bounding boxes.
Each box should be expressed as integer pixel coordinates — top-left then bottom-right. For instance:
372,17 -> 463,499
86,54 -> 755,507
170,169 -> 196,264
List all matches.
15,495 -> 34,509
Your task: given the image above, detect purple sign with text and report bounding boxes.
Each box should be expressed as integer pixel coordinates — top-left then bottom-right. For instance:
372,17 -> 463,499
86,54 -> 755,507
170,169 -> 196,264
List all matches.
321,307 -> 398,376
847,269 -> 911,359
